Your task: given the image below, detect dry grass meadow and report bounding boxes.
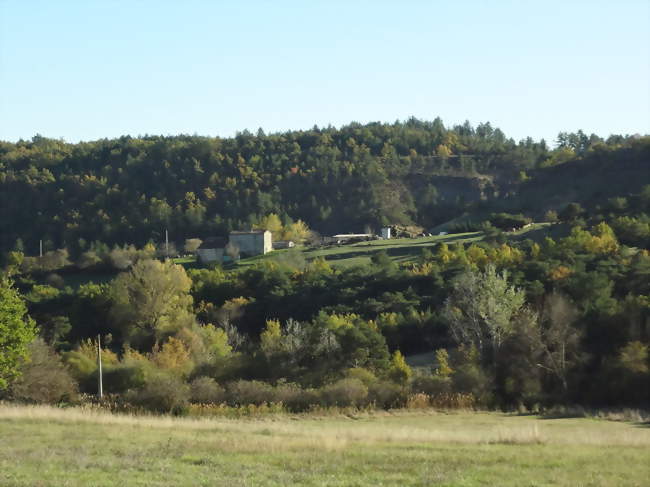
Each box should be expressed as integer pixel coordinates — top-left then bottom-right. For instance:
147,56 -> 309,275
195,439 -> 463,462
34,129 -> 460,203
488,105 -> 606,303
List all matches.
1,404 -> 649,486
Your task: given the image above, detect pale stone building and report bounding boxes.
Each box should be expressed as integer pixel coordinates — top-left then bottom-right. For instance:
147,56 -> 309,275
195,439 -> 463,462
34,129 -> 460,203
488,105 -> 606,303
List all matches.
228,230 -> 272,257
196,237 -> 227,264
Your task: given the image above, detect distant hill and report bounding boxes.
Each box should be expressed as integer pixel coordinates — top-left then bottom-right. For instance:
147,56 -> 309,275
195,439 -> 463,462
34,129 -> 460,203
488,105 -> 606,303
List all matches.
515,142 -> 649,215
1,120 -> 648,257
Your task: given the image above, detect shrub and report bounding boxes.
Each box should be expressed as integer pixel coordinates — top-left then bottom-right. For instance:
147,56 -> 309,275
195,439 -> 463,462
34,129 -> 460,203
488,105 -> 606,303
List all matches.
488,212 -> 532,230
319,378 -> 368,407
406,393 -> 430,409
406,392 -> 476,410
273,382 -> 319,412
127,373 -> 189,414
226,380 -> 275,406
44,273 -> 65,289
344,367 -> 377,385
411,374 -> 452,396
190,376 -> 225,404
368,380 -> 406,409
429,392 -> 476,409
452,356 -> 493,405
188,402 -> 286,418
63,350 -> 96,380
102,363 -> 146,393
11,339 -> 78,404
151,337 -> 193,376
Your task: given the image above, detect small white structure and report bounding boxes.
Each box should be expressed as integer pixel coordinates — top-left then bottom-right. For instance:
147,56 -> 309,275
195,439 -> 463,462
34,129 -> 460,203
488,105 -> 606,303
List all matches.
380,227 -> 391,239
273,240 -> 295,250
331,233 -> 373,239
229,230 -> 272,257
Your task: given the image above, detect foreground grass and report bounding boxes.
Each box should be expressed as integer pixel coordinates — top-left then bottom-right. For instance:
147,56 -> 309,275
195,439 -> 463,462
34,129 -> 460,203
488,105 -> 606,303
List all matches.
1,405 -> 649,486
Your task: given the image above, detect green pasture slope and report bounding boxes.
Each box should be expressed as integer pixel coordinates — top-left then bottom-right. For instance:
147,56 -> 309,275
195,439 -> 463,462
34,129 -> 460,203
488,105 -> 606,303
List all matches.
236,224 -> 553,269
236,231 -> 484,269
50,225 -> 548,288
0,405 -> 648,486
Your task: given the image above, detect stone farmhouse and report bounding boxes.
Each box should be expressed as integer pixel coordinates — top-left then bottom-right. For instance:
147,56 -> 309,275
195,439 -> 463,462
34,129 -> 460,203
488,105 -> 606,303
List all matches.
196,237 -> 228,264
196,230 -> 272,264
229,230 -> 272,257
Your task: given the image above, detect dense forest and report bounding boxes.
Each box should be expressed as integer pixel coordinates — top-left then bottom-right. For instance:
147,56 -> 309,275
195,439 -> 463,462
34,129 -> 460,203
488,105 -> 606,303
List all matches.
1,119 -> 647,256
1,119 -> 649,414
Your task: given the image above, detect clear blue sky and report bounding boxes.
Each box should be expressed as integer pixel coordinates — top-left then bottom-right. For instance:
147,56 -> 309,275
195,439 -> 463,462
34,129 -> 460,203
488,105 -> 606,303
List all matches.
1,0 -> 648,144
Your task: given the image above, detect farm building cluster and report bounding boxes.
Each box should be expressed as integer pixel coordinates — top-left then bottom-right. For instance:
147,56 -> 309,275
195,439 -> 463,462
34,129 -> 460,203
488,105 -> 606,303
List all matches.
196,230 -> 269,264
193,225 -> 436,265
195,230 -> 296,264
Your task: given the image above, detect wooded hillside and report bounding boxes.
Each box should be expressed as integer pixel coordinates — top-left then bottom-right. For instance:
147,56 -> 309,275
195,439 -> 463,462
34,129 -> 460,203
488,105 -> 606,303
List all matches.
2,119 -> 646,255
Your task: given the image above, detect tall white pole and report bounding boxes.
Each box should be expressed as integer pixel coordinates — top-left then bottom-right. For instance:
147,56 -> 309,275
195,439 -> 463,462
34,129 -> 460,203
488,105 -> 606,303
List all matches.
97,334 -> 103,399
39,239 -> 43,258
165,229 -> 169,259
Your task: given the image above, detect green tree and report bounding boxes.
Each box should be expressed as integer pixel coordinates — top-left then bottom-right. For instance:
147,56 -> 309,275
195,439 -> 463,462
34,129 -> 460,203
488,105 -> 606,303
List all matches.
617,341 -> 648,374
443,265 -> 526,364
283,220 -> 311,243
544,210 -> 558,223
559,202 -> 584,223
255,213 -> 283,240
110,259 -> 194,348
435,349 -> 453,377
536,292 -> 582,393
389,350 -> 412,384
0,278 -> 37,390
496,308 -> 543,406
260,319 -> 283,358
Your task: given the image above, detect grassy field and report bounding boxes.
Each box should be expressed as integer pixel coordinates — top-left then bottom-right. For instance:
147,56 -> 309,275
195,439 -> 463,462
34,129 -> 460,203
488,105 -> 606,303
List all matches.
236,231 -> 484,269
1,405 -> 648,486
236,224 -> 552,269
49,225 -> 551,287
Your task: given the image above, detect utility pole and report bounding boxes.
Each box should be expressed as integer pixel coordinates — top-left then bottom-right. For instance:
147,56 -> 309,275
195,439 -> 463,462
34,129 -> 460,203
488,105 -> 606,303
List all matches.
165,229 -> 169,260
97,334 -> 103,399
39,239 -> 43,258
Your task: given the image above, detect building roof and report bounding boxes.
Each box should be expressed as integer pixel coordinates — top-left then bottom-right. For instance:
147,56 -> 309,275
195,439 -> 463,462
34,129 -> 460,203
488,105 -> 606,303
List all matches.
332,233 -> 373,238
229,230 -> 270,235
198,237 -> 228,249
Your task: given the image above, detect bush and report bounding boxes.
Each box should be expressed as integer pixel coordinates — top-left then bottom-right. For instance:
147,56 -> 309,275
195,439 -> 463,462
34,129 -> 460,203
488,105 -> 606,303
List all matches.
11,339 -> 78,404
102,363 -> 146,393
273,382 -> 319,412
226,380 -> 276,406
344,367 -> 377,385
188,402 -> 286,418
63,350 -> 96,383
406,390 -> 476,410
44,273 -> 65,289
411,374 -> 452,396
488,212 -> 532,230
406,393 -> 430,409
190,376 -> 225,404
368,380 -> 406,409
319,378 -> 368,407
452,363 -> 493,406
127,373 -> 190,414
429,392 -> 475,409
